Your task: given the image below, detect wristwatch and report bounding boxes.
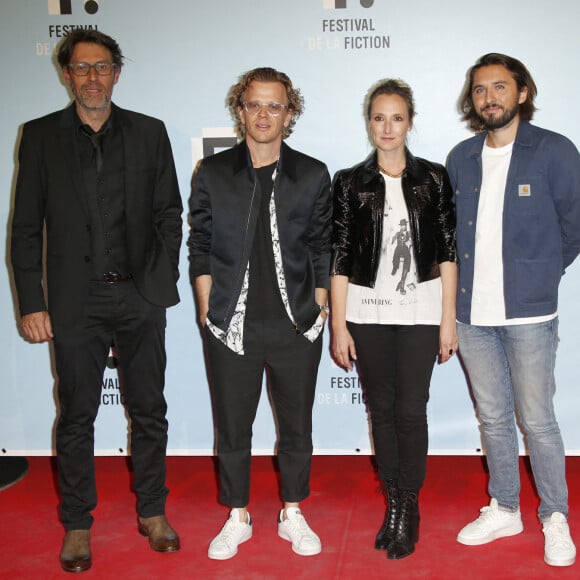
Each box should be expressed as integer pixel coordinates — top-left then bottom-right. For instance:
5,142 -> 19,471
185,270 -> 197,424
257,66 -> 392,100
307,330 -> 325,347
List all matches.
318,304 -> 330,314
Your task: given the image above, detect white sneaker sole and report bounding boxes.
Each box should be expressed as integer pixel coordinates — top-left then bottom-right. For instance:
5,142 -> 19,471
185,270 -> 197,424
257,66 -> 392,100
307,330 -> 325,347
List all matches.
544,553 -> 576,567
278,529 -> 322,556
208,529 -> 252,560
457,521 -> 523,546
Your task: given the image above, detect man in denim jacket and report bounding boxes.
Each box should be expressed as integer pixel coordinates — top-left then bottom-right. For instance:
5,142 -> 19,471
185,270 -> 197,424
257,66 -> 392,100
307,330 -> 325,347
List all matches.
448,53 -> 580,568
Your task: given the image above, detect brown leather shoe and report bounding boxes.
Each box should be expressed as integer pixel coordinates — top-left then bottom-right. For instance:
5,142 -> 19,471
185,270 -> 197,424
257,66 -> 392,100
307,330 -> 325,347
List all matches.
60,529 -> 91,573
138,515 -> 180,552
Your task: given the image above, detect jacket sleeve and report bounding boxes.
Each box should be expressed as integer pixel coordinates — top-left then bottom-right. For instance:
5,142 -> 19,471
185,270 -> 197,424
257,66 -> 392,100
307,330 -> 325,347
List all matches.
550,136 -> 580,270
308,163 -> 332,289
330,170 -> 353,277
187,161 -> 212,279
434,165 -> 457,265
152,122 -> 183,281
10,122 -> 48,316
446,147 -> 459,198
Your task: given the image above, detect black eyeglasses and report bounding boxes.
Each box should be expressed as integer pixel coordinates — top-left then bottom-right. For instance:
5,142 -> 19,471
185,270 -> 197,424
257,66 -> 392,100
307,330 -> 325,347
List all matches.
67,62 -> 116,77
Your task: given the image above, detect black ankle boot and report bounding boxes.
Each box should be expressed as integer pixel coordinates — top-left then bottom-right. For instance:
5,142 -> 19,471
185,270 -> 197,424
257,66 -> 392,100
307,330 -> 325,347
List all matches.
375,479 -> 399,550
387,489 -> 419,560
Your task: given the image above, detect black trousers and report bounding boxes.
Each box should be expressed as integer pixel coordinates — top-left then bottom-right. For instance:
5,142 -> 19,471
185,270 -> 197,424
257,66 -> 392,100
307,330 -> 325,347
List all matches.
205,319 -> 323,507
348,323 -> 439,490
53,280 -> 169,530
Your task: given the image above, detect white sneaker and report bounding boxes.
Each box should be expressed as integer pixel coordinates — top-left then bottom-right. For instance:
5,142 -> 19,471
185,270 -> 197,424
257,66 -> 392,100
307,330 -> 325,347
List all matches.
543,512 -> 576,567
208,508 -> 252,560
457,498 -> 523,545
278,507 -> 322,556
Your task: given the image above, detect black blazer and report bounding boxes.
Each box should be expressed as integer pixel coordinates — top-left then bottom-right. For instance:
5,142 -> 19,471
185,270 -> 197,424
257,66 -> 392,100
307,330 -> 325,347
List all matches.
11,103 -> 183,326
188,140 -> 332,333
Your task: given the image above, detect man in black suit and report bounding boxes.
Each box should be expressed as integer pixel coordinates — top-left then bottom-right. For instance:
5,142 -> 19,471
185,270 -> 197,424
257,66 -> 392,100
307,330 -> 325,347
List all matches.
10,30 -> 182,572
189,67 -> 331,560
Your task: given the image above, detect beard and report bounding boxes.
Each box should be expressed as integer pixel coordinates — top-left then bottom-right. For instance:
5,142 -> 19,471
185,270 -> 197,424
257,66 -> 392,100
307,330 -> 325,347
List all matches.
77,89 -> 111,111
69,80 -> 112,112
476,101 -> 519,130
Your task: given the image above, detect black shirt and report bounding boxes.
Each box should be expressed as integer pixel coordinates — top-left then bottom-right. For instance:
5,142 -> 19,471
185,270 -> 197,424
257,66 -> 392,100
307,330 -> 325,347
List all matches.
246,162 -> 287,320
75,107 -> 130,278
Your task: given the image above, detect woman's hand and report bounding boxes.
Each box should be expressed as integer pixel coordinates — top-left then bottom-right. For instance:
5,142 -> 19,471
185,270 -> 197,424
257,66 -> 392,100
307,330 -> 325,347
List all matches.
332,326 -> 357,371
439,317 -> 458,363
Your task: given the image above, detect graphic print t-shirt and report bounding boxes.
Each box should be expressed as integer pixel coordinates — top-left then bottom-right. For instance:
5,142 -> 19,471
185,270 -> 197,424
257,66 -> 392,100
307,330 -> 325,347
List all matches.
346,174 -> 442,325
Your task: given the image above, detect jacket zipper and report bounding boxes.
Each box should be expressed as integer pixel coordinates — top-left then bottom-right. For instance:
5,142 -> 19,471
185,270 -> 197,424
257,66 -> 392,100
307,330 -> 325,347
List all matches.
223,177 -> 257,322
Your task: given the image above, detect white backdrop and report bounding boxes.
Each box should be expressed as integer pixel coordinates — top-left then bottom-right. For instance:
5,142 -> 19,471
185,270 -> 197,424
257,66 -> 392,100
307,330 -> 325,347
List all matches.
1,0 -> 579,455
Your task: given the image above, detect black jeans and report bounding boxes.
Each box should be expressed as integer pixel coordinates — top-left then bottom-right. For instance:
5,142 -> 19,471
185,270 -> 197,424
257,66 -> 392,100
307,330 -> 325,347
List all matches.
348,323 -> 439,489
205,318 -> 322,507
53,280 -> 169,530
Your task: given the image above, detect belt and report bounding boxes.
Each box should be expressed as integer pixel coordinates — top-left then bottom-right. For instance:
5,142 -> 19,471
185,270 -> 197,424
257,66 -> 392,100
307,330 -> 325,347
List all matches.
96,272 -> 133,283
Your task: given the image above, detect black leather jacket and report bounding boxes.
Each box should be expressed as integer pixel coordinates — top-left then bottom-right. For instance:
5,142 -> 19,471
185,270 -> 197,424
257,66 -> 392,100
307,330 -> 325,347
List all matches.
331,149 -> 456,287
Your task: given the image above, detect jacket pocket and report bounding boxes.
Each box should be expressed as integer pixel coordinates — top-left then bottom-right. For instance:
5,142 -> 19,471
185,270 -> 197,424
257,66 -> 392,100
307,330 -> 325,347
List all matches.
514,258 -> 560,305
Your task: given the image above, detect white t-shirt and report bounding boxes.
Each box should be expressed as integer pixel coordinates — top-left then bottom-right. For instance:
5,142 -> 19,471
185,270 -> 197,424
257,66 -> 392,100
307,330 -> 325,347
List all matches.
471,142 -> 555,325
346,174 -> 442,325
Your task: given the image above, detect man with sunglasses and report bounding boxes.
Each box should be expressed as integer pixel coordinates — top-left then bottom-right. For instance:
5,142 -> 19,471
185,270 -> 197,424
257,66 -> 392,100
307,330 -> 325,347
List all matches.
11,30 -> 182,572
189,67 -> 331,560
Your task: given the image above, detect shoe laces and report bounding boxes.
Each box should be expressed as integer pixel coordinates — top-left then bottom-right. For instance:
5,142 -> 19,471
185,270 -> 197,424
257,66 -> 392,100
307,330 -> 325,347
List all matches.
285,511 -> 314,538
475,502 -> 520,531
543,521 -> 571,544
474,504 -> 502,526
218,515 -> 246,546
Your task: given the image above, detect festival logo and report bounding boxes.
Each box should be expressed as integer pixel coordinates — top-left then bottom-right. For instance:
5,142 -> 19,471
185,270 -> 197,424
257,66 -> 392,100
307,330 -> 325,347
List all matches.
312,0 -> 389,51
48,0 -> 100,15
41,1 -> 101,56
323,0 -> 374,8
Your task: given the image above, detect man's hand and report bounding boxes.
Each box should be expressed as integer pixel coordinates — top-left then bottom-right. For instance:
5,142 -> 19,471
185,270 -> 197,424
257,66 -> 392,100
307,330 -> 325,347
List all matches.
194,275 -> 212,328
21,311 -> 53,343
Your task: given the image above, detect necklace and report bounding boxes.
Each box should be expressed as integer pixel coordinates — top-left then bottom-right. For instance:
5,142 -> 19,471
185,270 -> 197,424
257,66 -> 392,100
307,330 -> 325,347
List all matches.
377,163 -> 405,178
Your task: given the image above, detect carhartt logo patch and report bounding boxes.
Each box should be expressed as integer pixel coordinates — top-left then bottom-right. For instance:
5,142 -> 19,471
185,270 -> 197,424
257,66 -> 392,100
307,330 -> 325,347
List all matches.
518,184 -> 531,196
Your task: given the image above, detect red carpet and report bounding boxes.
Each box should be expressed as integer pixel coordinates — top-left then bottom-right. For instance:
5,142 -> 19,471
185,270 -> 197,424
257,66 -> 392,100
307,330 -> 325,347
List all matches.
0,455 -> 578,579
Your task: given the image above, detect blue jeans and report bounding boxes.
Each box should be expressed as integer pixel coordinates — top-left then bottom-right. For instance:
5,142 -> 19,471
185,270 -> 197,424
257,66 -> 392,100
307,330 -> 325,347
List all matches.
457,319 -> 568,519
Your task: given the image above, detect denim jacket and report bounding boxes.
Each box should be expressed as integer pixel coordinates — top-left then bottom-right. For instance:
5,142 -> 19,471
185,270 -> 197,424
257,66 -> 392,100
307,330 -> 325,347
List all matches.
447,121 -> 580,324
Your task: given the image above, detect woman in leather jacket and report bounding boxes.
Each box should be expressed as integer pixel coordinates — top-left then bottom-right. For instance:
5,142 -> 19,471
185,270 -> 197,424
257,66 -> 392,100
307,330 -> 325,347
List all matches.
330,79 -> 457,561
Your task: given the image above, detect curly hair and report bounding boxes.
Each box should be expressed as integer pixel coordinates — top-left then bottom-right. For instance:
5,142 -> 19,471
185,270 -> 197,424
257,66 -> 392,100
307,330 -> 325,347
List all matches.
57,29 -> 124,69
227,67 -> 304,140
459,53 -> 537,132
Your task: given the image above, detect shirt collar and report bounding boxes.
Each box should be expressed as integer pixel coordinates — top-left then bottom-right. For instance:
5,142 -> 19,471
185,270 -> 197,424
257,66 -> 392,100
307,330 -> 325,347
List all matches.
74,106 -> 114,137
